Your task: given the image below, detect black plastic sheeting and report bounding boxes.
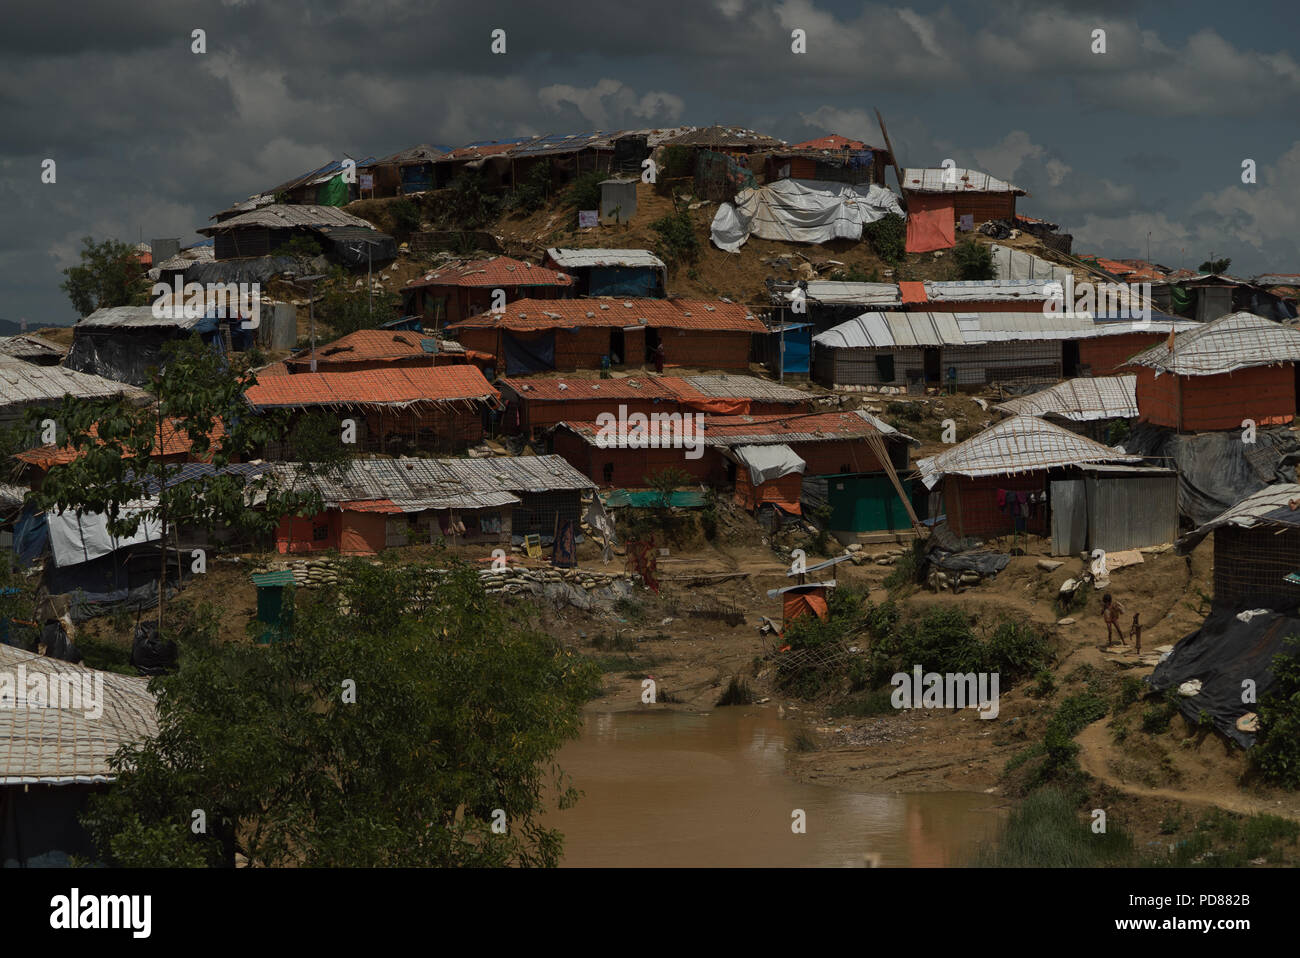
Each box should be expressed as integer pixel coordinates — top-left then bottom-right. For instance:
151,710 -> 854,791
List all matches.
185,255 -> 308,287
44,547 -> 184,623
928,547 -> 1011,577
504,330 -> 555,375
1148,606 -> 1300,747
1121,422 -> 1300,527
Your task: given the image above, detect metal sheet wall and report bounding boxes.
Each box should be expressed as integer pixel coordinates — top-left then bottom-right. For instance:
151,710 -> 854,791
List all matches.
1084,473 -> 1178,552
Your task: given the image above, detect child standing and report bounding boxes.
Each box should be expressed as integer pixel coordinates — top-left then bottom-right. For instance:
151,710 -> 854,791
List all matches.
1101,593 -> 1125,648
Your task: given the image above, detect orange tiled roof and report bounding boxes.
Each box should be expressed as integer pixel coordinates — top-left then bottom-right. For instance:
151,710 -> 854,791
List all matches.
448,297 -> 765,333
404,257 -> 573,290
788,135 -> 869,152
498,376 -> 678,402
14,419 -> 227,469
243,364 -> 498,408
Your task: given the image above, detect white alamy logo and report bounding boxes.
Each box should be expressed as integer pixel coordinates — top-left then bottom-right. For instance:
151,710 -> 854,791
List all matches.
0,664 -> 104,720
1043,276 -> 1151,324
151,277 -> 262,329
593,405 -> 705,460
890,665 -> 1000,719
50,889 -> 151,938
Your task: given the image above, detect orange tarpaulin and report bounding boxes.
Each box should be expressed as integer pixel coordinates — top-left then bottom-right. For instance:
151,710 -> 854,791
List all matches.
679,397 -> 750,415
783,589 -> 829,624
899,281 -> 929,304
905,194 -> 956,253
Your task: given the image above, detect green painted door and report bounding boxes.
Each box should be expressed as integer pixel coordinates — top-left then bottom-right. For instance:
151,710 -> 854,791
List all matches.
827,474 -> 912,533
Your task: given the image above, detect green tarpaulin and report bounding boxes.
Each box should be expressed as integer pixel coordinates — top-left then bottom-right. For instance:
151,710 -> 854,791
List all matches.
602,490 -> 706,509
316,173 -> 349,206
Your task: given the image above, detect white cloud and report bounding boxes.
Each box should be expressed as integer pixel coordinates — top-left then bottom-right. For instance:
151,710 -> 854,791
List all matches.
538,79 -> 684,129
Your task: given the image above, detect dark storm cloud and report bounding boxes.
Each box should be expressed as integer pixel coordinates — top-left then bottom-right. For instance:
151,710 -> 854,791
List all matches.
1,0 -> 1298,326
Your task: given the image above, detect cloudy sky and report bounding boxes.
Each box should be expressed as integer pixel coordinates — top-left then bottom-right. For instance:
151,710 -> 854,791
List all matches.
3,0 -> 1298,325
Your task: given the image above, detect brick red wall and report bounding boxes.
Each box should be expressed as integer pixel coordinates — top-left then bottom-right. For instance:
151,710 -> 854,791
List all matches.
945,475 -> 1048,539
1134,365 -> 1295,431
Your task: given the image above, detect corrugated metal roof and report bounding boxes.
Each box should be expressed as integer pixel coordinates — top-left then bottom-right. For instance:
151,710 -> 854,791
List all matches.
1127,311 -> 1300,376
0,334 -> 65,360
508,131 -> 619,157
667,374 -> 809,403
1253,274 -> 1300,287
772,281 -> 902,307
1177,483 -> 1300,553
448,298 -> 765,333
924,280 -> 1054,301
244,365 -> 498,409
916,416 -> 1140,486
560,409 -> 904,447
545,248 -> 666,270
435,136 -> 539,162
994,375 -> 1138,422
77,305 -> 205,331
270,455 -> 594,509
900,168 -> 1026,194
367,143 -> 445,167
198,205 -> 376,235
0,645 -> 157,786
0,359 -> 145,407
404,256 -> 572,290
814,311 -> 1192,350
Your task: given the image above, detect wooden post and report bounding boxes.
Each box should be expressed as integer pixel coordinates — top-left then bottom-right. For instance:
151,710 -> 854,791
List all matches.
875,108 -> 907,211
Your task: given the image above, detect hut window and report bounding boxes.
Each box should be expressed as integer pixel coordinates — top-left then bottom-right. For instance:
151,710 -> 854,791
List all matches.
875,354 -> 895,382
313,524 -> 329,541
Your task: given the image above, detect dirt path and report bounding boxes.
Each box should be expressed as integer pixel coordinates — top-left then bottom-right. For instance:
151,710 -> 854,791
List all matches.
1076,722 -> 1300,822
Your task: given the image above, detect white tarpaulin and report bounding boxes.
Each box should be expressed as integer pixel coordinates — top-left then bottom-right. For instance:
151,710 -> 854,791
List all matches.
47,502 -> 164,568
732,444 -> 805,485
988,243 -> 1072,283
711,179 -> 905,252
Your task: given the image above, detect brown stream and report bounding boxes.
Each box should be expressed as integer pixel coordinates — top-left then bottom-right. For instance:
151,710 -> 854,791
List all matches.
546,706 -> 1006,867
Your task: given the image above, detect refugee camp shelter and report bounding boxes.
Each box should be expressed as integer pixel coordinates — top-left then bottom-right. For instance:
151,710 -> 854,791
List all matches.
449,298 -> 765,374
0,335 -> 65,367
401,257 -> 574,327
899,168 -> 1027,253
271,454 -> 595,553
552,408 -> 911,490
994,375 -> 1138,440
244,365 -> 500,455
358,143 -> 446,197
907,280 -> 1056,313
1074,313 -> 1201,375
766,280 -> 903,337
812,311 -> 1197,391
198,205 -> 394,265
543,248 -> 667,298
281,329 -> 479,373
429,136 -> 538,191
0,645 -> 158,866
1047,463 -> 1179,555
1126,311 -> 1300,432
917,416 -> 1146,542
497,373 -> 813,439
0,358 -> 146,427
762,136 -> 890,186
1176,483 -> 1300,610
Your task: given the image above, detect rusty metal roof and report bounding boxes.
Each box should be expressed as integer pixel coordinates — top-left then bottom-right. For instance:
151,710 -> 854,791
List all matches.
404,256 -> 572,290
244,365 -> 498,409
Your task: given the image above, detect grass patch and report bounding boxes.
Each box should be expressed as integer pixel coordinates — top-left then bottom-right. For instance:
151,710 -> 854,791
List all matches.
716,675 -> 756,707
972,788 -> 1133,867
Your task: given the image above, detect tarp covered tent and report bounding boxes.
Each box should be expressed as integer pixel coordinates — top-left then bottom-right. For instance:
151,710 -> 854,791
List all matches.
711,179 -> 905,252
46,504 -> 162,568
731,444 -> 805,485
904,194 -> 956,253
1120,422 -> 1300,526
1148,607 -> 1300,747
319,227 -> 398,269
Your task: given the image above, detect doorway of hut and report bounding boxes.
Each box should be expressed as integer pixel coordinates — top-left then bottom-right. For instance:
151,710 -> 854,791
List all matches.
1062,340 -> 1080,377
923,347 -> 941,385
610,327 -> 626,366
645,328 -> 662,366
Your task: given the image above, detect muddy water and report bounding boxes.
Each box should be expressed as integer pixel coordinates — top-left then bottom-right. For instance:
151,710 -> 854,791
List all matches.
547,707 -> 1006,867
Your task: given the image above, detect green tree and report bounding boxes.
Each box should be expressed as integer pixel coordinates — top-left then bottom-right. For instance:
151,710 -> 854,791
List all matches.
644,466 -> 693,508
60,236 -> 152,317
1250,637 -> 1300,789
27,336 -> 325,631
80,560 -> 600,866
649,210 -> 700,268
318,268 -> 401,336
953,239 -> 996,280
1198,257 -> 1231,275
864,214 -> 906,264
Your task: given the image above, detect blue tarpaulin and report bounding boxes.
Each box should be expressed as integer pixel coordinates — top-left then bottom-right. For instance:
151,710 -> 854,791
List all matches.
780,323 -> 811,375
12,507 -> 47,565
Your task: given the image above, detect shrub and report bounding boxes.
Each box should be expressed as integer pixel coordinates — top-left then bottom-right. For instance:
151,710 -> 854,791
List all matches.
985,620 -> 1051,683
565,171 -> 605,211
864,214 -> 905,263
650,210 -> 700,268
390,199 -> 423,236
953,239 -> 995,280
1250,636 -> 1300,788
716,675 -> 756,707
503,162 -> 552,215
